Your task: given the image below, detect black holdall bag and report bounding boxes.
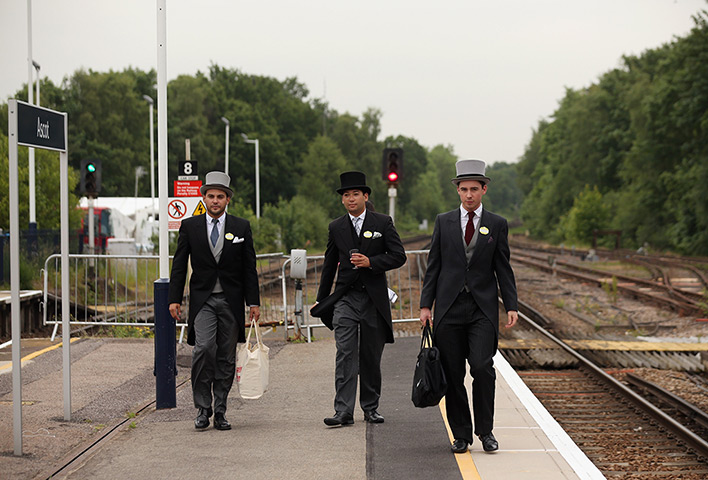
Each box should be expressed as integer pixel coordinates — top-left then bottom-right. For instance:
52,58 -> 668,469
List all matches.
412,321 -> 447,408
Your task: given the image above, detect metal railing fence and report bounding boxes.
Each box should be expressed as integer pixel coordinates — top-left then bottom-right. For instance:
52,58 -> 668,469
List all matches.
42,252 -> 286,342
42,250 -> 428,343
280,250 -> 430,341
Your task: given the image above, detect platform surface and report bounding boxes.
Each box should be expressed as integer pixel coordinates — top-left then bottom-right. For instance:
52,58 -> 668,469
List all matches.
1,333 -> 604,479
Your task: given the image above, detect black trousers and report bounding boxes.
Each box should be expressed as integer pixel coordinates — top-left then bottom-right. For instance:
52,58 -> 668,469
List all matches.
434,290 -> 497,442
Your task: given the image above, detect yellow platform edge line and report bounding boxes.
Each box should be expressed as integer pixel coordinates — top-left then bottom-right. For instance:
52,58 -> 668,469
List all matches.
439,397 -> 482,480
0,338 -> 80,371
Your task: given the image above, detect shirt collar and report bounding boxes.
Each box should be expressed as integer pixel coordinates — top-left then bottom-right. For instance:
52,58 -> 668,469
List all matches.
459,204 -> 483,219
348,210 -> 366,223
208,213 -> 226,226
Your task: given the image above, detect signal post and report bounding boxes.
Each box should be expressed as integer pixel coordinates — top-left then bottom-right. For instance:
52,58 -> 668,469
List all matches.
382,148 -> 403,222
80,159 -> 101,262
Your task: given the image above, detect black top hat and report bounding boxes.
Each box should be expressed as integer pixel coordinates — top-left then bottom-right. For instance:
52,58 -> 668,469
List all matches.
337,171 -> 371,195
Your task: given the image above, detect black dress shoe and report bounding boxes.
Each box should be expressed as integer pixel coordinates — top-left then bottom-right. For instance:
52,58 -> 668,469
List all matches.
194,407 -> 212,429
364,410 -> 385,423
478,432 -> 499,452
213,413 -> 231,431
324,412 -> 354,426
451,438 -> 469,453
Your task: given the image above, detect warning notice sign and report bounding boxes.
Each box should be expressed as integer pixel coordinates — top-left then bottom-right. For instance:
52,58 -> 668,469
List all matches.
174,180 -> 202,197
168,197 -> 207,231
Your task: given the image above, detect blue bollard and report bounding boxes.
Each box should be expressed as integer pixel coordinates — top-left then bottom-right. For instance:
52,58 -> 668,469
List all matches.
154,278 -> 176,408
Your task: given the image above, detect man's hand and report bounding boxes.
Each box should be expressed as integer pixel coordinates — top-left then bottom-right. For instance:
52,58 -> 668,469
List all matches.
505,310 -> 518,328
350,253 -> 371,269
249,306 -> 260,324
420,307 -> 432,327
169,303 -> 181,321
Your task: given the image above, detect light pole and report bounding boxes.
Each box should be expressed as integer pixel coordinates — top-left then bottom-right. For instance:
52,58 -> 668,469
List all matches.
29,60 -> 41,235
33,60 -> 40,105
143,95 -> 155,221
27,1 -> 37,239
241,133 -> 260,218
135,166 -> 146,221
221,117 -> 230,175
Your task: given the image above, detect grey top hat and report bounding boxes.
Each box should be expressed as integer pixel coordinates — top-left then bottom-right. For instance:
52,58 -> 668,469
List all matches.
200,171 -> 234,197
451,159 -> 490,185
337,171 -> 371,195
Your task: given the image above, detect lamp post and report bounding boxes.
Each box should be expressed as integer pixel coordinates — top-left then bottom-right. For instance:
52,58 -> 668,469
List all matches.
135,166 -> 146,220
143,95 -> 155,221
241,133 -> 260,218
27,1 -> 37,239
33,60 -> 40,105
221,117 -> 230,175
29,60 -> 41,236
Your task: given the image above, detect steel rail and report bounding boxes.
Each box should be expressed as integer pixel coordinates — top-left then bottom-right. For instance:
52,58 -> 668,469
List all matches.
513,297 -> 708,460
513,253 -> 701,315
625,372 -> 708,431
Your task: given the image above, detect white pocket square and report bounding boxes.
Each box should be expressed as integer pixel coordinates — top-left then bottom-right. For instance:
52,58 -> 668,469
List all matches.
233,237 -> 245,244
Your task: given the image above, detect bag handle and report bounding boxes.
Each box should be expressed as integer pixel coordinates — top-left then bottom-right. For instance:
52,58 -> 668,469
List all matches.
246,321 -> 263,345
420,321 -> 433,349
252,318 -> 263,345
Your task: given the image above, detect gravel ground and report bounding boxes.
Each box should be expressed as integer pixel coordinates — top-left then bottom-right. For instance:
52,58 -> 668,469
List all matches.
513,259 -> 708,419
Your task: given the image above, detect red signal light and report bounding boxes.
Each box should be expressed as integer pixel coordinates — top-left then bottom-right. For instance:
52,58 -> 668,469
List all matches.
387,171 -> 398,183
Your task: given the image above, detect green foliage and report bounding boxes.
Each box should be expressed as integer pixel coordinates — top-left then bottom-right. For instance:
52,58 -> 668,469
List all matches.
0,133 -> 82,231
602,276 -> 619,304
262,196 -> 329,252
560,185 -> 610,243
2,63 -> 532,255
518,11 -> 708,254
298,136 -> 348,219
484,162 -> 523,219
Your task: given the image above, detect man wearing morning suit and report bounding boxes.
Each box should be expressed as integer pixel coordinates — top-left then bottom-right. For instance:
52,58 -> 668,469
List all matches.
420,160 -> 518,454
315,171 -> 406,427
169,171 -> 260,431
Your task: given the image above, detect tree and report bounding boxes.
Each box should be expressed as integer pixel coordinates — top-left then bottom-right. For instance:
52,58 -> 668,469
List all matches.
298,136 -> 348,219
0,133 -> 81,231
560,185 -> 610,244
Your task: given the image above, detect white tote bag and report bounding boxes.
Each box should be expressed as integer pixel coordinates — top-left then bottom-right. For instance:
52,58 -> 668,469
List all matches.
236,320 -> 270,399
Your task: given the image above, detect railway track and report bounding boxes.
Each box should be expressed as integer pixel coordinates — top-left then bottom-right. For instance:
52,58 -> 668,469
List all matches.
503,301 -> 708,479
511,238 -> 708,293
512,250 -> 705,316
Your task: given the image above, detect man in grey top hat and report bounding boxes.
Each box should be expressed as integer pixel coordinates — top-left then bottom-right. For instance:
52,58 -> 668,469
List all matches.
419,159 -> 518,454
313,171 -> 406,427
169,171 -> 260,431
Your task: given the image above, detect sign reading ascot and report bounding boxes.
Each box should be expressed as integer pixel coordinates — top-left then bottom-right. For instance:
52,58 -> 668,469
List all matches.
16,100 -> 67,151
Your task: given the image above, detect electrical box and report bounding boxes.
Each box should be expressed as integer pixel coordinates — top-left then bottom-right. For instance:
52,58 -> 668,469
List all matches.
290,249 -> 307,279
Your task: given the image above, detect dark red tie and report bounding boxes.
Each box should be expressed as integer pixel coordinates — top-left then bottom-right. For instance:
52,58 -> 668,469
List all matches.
465,213 -> 475,245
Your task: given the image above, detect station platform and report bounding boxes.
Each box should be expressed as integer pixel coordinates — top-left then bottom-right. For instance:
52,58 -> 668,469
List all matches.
0,332 -> 604,480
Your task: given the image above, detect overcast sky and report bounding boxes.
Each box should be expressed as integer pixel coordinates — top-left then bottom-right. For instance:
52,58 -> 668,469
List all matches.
1,0 -> 705,164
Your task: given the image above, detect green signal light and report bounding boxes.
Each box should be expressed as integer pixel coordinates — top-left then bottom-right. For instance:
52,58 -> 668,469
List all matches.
87,163 -> 96,173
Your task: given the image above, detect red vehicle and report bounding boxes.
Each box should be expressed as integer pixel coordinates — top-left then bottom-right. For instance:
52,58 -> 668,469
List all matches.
79,206 -> 114,252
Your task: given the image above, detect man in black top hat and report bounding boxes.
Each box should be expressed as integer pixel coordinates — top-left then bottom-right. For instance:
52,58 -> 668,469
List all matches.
420,159 -> 517,453
314,171 -> 406,426
169,171 -> 260,431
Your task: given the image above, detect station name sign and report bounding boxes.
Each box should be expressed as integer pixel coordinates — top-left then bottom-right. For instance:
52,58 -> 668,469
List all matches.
16,100 -> 67,152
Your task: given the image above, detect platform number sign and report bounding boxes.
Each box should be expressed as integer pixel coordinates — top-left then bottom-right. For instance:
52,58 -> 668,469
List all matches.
179,161 -> 198,181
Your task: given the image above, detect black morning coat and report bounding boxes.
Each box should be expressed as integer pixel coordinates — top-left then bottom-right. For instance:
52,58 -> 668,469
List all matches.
420,208 -> 517,337
316,210 -> 407,343
168,213 -> 260,346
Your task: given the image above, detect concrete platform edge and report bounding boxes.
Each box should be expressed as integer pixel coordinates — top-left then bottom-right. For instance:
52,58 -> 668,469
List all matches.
494,352 -> 606,480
